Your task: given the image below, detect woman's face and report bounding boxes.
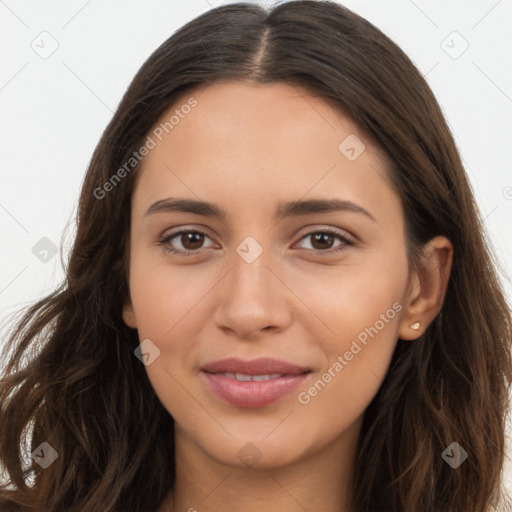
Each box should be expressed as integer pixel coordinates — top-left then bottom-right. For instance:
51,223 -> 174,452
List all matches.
123,81 -> 417,469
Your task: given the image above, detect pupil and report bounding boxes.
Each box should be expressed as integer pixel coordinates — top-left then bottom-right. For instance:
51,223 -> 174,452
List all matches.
183,233 -> 203,250
313,233 -> 333,250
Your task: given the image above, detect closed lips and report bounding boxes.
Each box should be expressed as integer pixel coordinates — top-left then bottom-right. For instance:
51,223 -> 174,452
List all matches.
218,372 -> 287,381
201,357 -> 313,408
201,357 -> 312,377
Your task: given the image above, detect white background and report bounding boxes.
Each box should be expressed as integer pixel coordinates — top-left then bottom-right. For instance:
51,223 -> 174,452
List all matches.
1,0 -> 511,500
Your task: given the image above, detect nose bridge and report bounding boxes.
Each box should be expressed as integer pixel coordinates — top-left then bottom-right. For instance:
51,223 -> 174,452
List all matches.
212,231 -> 291,336
229,233 -> 276,301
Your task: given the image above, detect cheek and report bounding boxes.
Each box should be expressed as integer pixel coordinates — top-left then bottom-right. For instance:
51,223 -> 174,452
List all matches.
295,247 -> 407,425
128,242 -> 213,340
127,256 -> 209,419
298,239 -> 407,345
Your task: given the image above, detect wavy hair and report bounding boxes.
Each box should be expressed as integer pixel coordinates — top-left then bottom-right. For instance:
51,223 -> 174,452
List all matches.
1,1 -> 511,511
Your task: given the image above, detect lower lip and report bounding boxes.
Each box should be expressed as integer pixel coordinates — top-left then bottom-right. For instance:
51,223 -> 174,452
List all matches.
202,371 -> 310,408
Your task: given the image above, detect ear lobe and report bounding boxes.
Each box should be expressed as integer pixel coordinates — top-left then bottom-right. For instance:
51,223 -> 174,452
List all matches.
122,300 -> 138,329
398,236 -> 453,340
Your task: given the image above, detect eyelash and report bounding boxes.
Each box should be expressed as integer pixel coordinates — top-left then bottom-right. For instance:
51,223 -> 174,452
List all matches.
157,228 -> 355,257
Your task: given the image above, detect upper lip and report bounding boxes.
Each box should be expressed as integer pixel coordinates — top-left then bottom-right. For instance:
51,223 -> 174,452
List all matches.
201,357 -> 311,376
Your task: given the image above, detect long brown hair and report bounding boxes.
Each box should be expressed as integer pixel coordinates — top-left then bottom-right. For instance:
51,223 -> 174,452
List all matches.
1,2 -> 511,511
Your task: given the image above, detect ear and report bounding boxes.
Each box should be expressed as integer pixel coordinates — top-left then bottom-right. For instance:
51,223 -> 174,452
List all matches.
398,235 -> 453,340
122,298 -> 138,329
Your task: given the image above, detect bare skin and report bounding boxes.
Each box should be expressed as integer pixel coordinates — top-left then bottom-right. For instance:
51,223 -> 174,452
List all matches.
122,81 -> 453,512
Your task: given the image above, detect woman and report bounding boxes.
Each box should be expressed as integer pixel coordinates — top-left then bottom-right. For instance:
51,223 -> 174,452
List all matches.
1,1 -> 511,511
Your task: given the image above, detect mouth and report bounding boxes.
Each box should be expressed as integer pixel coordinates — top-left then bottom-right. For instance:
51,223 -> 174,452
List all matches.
200,357 -> 313,408
209,372 -> 298,381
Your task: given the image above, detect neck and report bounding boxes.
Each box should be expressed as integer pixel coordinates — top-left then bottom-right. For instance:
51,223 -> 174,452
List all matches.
158,416 -> 362,512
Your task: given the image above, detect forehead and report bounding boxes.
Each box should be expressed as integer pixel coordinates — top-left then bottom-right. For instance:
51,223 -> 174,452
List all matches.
132,80 -> 399,225
158,80 -> 370,152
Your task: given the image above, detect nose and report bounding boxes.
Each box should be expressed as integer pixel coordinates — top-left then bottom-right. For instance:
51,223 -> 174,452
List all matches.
212,248 -> 293,341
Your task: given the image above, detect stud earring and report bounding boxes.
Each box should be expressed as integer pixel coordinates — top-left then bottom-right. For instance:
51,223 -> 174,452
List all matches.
409,321 -> 421,330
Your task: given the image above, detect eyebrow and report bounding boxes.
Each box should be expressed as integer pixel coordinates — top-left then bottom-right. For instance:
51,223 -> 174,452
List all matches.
144,197 -> 376,222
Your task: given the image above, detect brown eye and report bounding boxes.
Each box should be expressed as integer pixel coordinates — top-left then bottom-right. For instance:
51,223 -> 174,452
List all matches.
180,232 -> 205,250
296,229 -> 354,254
159,229 -> 216,256
310,232 -> 336,250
